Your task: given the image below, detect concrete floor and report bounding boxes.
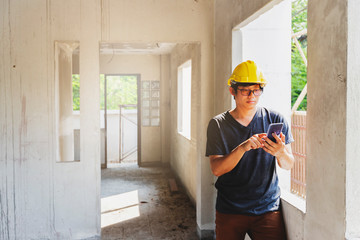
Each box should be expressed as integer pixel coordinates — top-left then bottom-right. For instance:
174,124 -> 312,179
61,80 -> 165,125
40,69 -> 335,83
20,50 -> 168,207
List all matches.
101,163 -> 200,240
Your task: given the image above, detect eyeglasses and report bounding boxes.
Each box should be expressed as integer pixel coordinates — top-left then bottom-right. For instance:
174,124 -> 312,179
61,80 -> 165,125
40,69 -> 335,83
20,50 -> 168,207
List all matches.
238,88 -> 263,96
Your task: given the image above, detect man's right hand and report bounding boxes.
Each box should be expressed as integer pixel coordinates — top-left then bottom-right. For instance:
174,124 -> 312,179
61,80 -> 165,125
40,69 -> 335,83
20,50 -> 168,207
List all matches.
209,133 -> 267,177
240,133 -> 267,152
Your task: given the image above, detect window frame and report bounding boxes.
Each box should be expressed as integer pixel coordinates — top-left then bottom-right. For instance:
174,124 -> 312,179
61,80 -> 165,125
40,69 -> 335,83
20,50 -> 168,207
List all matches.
177,60 -> 192,140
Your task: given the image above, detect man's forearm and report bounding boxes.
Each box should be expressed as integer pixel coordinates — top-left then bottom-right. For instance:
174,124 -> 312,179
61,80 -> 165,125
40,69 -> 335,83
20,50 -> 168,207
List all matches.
210,144 -> 247,177
276,145 -> 295,170
210,134 -> 267,176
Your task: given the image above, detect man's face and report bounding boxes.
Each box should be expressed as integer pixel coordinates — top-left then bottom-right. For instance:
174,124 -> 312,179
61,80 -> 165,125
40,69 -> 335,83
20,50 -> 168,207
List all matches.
230,84 -> 262,110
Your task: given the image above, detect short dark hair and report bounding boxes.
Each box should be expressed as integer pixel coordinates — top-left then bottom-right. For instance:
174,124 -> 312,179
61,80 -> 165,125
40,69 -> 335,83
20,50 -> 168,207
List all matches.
231,83 -> 263,95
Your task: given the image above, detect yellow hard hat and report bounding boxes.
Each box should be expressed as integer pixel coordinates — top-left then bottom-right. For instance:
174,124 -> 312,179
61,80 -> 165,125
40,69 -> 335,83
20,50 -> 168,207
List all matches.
227,60 -> 267,87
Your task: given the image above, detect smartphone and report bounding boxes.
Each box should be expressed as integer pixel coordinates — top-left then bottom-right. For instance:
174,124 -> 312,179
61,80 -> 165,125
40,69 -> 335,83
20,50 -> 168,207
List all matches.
266,123 -> 283,142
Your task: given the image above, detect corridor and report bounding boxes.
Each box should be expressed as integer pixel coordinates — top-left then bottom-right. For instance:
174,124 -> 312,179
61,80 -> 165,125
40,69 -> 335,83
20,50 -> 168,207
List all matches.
101,163 -> 200,240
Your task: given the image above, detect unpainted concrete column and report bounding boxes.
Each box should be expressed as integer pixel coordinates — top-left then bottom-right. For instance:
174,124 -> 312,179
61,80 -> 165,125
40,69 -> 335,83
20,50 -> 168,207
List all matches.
346,0 -> 360,238
306,0 -> 347,239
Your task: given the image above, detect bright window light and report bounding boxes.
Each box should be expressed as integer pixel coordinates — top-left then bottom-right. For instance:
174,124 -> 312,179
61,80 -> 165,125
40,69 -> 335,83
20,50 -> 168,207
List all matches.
101,190 -> 140,228
177,60 -> 192,140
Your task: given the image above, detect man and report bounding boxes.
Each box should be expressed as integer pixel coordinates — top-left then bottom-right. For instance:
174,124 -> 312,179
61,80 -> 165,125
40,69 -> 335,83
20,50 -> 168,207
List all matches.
206,60 -> 295,240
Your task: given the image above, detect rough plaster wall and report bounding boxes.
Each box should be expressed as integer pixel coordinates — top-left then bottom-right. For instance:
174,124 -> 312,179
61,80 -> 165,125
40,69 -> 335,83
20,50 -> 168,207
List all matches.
0,1 -> 8,237
0,0 -> 51,238
170,43 -> 200,204
53,1 -> 101,239
1,0 -> 101,239
100,54 -> 162,164
346,0 -> 360,238
103,0 -> 213,43
160,54 -> 171,164
100,55 -> 160,77
306,0 -> 347,239
0,0 -> 54,238
282,200 -> 305,240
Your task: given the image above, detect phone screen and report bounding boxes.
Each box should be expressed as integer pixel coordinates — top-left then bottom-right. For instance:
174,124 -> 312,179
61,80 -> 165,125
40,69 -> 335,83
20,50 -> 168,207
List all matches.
266,123 -> 283,142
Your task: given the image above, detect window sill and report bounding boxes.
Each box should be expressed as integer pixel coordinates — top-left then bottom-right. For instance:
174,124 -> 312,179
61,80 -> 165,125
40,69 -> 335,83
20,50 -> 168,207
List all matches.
178,131 -> 191,141
281,190 -> 306,214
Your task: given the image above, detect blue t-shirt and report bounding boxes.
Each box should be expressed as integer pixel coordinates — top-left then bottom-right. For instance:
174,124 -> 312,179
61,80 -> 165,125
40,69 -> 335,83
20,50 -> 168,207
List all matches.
205,107 -> 294,215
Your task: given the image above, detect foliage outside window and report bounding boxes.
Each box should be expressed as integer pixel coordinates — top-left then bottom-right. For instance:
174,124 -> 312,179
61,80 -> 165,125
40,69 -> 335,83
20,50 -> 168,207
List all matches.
100,74 -> 137,110
72,74 -> 80,111
72,74 -> 137,111
290,0 -> 307,200
291,0 -> 307,111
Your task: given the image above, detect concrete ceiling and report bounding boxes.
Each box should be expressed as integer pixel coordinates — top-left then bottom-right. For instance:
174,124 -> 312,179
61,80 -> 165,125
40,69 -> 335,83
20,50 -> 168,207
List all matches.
100,42 -> 177,55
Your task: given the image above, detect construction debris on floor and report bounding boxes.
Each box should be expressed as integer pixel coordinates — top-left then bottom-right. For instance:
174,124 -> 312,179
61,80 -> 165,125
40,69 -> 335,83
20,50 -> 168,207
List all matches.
101,163 -> 200,240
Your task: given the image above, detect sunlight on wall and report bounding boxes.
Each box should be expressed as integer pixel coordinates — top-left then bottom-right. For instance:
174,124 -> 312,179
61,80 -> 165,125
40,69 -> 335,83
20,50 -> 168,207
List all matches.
177,60 -> 192,140
101,190 -> 140,228
231,1 -> 291,117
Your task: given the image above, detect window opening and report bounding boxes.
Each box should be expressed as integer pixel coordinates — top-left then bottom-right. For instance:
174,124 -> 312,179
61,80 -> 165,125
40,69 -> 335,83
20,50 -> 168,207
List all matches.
55,41 -> 80,162
141,80 -> 160,127
291,0 -> 308,199
177,60 -> 192,140
72,74 -> 80,111
232,1 -> 309,204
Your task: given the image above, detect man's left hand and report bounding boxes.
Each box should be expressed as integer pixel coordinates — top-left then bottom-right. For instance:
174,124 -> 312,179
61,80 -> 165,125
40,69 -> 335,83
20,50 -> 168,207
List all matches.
262,132 -> 286,157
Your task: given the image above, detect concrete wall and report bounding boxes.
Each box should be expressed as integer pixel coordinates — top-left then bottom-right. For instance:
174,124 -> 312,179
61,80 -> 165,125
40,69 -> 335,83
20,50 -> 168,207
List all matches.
306,0 -> 348,239
160,54 -> 171,164
1,0 -> 101,239
100,55 -> 160,78
346,1 -> 360,238
170,43 -> 200,204
2,0 -> 359,239
0,0 -> 214,238
169,41 -> 216,237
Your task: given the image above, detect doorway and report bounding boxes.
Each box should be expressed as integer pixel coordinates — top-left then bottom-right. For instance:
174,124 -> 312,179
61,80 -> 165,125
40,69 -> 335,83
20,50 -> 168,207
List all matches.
101,74 -> 140,168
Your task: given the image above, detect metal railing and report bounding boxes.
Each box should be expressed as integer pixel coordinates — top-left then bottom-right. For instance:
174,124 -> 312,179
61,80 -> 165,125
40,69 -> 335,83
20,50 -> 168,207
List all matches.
119,104 -> 138,163
291,111 -> 306,198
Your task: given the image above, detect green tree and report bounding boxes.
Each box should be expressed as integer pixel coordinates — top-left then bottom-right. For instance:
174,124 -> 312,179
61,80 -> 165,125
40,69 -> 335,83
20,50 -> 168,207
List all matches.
73,74 -> 138,111
72,74 -> 80,111
100,75 -> 137,110
100,74 -> 105,110
292,0 -> 308,111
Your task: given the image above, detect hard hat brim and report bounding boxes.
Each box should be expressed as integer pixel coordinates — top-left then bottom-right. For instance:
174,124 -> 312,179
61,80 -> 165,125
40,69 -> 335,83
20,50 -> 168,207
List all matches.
228,78 -> 267,88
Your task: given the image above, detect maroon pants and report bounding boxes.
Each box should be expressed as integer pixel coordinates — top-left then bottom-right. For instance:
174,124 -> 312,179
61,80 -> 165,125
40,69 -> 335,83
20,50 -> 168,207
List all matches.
215,210 -> 287,240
